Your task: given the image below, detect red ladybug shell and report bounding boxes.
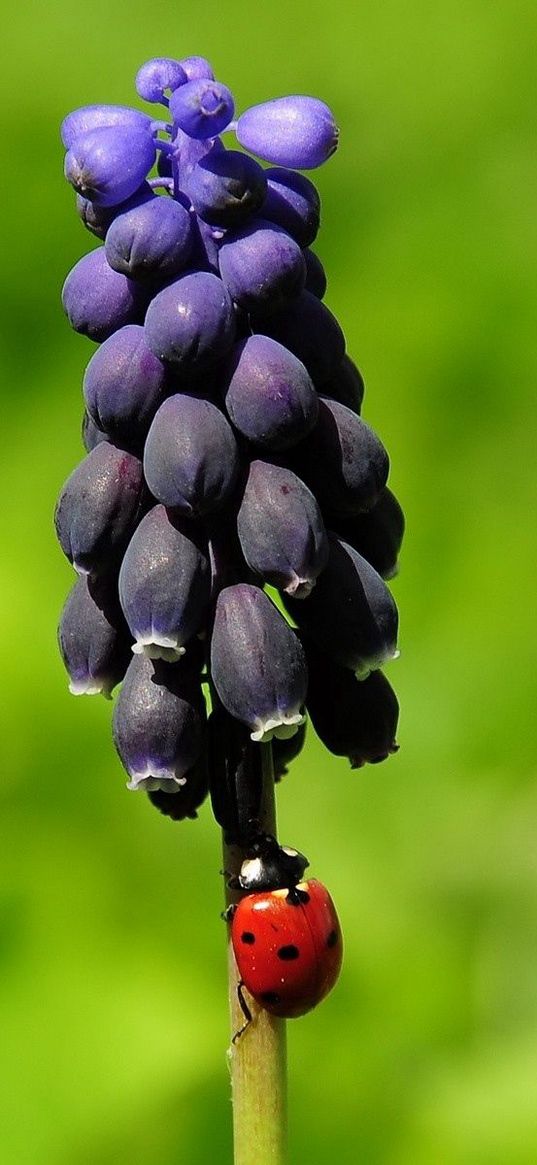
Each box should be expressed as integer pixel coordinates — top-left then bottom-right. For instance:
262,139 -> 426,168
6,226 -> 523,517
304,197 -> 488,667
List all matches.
231,879 -> 343,1018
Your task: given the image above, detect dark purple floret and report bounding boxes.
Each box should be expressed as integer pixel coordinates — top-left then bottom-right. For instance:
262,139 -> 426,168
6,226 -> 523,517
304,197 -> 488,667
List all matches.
64,125 -> 156,207
210,584 -> 307,741
135,58 -> 187,102
82,410 -> 108,452
182,147 -> 267,229
303,248 -> 327,299
218,219 -> 306,315
237,459 -> 328,597
236,96 -> 339,169
290,397 -> 388,515
143,394 -> 240,516
83,324 -> 170,450
169,78 -> 234,139
206,511 -> 257,597
284,534 -> 399,676
259,290 -> 345,385
148,752 -> 209,820
303,636 -> 399,766
144,270 -> 236,373
272,722 -> 307,781
54,442 -> 146,576
321,354 -> 364,415
261,168 -> 321,248
60,104 -> 152,148
58,574 -> 132,697
330,487 -> 405,579
223,334 -> 318,450
112,654 -> 206,792
118,504 -> 211,659
105,196 -> 194,282
62,248 -> 148,343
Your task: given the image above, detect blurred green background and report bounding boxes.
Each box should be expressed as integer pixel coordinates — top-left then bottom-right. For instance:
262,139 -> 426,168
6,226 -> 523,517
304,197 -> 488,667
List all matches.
1,1 -> 536,1162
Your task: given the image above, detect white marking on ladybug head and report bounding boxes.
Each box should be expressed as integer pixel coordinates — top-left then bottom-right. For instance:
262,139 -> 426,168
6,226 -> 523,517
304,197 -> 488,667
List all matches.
282,846 -> 298,858
240,857 -> 263,887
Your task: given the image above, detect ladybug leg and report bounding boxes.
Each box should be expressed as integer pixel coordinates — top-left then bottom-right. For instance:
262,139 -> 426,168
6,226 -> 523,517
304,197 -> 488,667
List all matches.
232,981 -> 253,1043
226,873 -> 241,891
221,903 -> 237,923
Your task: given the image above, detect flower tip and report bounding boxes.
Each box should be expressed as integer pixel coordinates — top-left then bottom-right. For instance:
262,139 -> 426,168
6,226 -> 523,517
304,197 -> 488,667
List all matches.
131,637 -> 186,662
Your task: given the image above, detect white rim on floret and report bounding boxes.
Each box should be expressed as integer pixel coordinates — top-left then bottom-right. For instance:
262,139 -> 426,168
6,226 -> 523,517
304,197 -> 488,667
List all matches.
132,633 -> 186,662
69,676 -> 113,698
126,768 -> 188,793
354,646 -> 400,681
250,710 -> 306,743
283,573 -> 316,600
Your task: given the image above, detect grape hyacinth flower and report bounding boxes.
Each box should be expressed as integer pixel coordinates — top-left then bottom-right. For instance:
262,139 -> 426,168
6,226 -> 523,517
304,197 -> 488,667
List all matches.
55,55 -> 404,1154
55,47 -> 403,824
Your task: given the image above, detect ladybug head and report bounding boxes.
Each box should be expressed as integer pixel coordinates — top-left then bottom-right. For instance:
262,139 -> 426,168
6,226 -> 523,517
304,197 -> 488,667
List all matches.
238,833 -> 309,892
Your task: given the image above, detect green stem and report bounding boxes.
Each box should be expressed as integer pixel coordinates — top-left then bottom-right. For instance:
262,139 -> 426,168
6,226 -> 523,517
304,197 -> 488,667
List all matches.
223,743 -> 287,1165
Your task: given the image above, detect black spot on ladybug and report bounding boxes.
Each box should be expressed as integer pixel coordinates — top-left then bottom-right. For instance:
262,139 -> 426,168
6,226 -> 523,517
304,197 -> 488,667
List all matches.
326,929 -> 338,948
277,944 -> 300,961
260,991 -> 280,1004
241,931 -> 255,944
287,886 -> 310,906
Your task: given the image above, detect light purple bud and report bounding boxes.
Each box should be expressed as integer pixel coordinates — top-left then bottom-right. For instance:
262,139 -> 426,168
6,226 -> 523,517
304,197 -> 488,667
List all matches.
260,290 -> 345,385
118,505 -> 211,660
105,195 -> 193,281
61,104 -> 152,148
144,271 -> 236,373
218,218 -> 306,315
191,215 -> 224,274
62,248 -> 147,343
58,575 -> 131,697
223,335 -> 318,450
182,147 -> 267,229
135,58 -> 188,102
236,96 -> 339,169
75,181 -> 155,240
210,584 -> 307,742
179,56 -> 215,82
174,128 -> 224,189
83,325 -> 170,449
54,443 -> 146,576
261,168 -> 321,247
64,125 -> 156,207
285,535 -> 399,676
143,394 -> 240,516
237,460 -> 329,597
169,79 -> 234,140
112,654 -> 206,792
290,397 -> 388,515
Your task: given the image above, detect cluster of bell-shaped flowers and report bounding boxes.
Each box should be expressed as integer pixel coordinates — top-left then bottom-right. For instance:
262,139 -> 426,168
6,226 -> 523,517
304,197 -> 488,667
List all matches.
55,54 -> 403,822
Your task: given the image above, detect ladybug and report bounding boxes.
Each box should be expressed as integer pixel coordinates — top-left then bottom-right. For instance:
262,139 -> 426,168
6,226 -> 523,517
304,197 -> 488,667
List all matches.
228,836 -> 343,1035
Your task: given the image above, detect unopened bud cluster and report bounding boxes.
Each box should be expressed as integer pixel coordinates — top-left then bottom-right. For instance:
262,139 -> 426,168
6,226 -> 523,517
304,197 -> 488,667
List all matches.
55,54 -> 403,821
